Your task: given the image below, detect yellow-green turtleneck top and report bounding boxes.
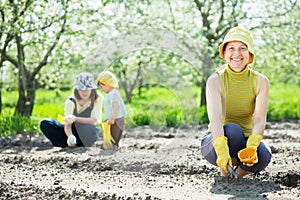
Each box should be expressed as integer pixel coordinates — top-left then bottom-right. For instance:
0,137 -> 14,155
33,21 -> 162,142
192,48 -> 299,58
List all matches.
217,65 -> 258,137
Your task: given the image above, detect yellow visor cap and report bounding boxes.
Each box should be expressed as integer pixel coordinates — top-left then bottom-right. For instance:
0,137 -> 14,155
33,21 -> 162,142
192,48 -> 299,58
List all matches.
97,71 -> 119,88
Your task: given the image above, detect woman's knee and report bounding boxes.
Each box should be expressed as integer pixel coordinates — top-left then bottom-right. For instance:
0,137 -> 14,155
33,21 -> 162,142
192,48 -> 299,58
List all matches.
258,141 -> 272,169
76,124 -> 97,135
201,145 -> 217,166
240,142 -> 272,174
40,118 -> 52,132
224,123 -> 244,140
75,125 -> 98,147
200,132 -> 217,165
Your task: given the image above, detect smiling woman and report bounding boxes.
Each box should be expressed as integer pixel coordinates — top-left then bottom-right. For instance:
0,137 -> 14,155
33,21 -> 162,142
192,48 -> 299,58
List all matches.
200,26 -> 272,179
219,27 -> 255,72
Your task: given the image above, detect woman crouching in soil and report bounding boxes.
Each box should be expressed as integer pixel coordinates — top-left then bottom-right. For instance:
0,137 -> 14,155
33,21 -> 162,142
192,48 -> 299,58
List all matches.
40,72 -> 104,148
200,27 -> 272,178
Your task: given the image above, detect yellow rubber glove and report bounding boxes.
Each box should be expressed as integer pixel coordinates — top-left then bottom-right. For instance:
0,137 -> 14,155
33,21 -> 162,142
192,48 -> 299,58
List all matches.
57,114 -> 66,124
102,122 -> 115,150
212,136 -> 233,173
238,134 -> 262,166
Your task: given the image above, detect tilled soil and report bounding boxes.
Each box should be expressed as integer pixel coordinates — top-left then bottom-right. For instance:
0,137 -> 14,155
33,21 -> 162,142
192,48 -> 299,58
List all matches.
0,121 -> 299,200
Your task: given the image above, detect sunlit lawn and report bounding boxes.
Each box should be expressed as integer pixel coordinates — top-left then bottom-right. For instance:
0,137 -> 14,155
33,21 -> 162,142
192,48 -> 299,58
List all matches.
2,83 -> 300,125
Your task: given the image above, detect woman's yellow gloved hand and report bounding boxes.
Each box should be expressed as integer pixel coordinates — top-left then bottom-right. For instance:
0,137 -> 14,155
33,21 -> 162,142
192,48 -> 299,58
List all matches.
212,136 -> 233,173
238,134 -> 262,166
102,122 -> 115,150
57,114 -> 66,124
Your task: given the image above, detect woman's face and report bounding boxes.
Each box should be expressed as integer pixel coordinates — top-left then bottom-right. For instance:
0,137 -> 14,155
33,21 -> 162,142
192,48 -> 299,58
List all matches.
78,89 -> 92,101
224,41 -> 251,72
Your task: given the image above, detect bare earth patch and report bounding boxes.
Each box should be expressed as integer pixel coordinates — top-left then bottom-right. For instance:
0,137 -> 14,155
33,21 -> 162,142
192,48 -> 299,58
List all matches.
0,121 -> 299,200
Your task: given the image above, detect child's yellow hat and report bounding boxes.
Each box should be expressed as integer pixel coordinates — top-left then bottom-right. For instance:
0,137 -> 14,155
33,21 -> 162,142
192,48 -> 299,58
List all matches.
219,27 -> 255,64
97,71 -> 119,88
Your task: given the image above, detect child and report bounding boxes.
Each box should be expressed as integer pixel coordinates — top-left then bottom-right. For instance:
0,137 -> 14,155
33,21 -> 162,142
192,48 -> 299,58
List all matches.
97,71 -> 127,149
40,72 -> 104,147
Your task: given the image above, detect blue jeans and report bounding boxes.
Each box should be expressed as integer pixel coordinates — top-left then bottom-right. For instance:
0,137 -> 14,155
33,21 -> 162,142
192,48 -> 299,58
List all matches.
40,118 -> 99,147
200,123 -> 272,174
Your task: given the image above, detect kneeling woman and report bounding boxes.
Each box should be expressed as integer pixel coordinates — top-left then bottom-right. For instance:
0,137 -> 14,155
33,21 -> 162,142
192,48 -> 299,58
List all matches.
40,72 -> 104,147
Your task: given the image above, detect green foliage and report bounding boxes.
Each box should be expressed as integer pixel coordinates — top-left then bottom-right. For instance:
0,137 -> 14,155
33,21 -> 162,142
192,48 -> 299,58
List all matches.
1,83 -> 299,137
126,85 -> 200,127
199,106 -> 209,124
268,101 -> 300,121
267,84 -> 300,121
132,113 -> 151,126
253,1 -> 300,85
268,83 -> 300,120
181,108 -> 200,125
0,113 -> 39,137
165,108 -> 182,127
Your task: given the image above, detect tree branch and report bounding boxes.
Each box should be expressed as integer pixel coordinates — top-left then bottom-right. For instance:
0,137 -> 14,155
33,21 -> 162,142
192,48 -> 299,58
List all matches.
32,1 -> 69,77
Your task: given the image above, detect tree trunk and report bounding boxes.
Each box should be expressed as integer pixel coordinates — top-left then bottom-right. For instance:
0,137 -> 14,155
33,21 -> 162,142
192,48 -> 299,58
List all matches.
15,82 -> 36,116
120,69 -> 131,103
15,70 -> 36,116
120,61 -> 144,103
199,49 -> 213,106
200,77 -> 206,106
138,77 -> 143,97
0,87 -> 2,114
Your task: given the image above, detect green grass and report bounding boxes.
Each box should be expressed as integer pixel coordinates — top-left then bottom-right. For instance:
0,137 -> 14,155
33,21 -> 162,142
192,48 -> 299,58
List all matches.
126,85 -> 200,126
0,113 -> 38,137
269,84 -> 300,103
32,89 -> 70,119
1,89 -> 70,137
1,83 -> 299,136
268,84 -> 300,121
